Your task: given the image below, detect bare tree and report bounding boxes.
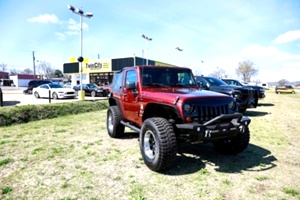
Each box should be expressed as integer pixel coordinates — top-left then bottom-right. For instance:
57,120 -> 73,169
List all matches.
236,60 -> 258,82
22,68 -> 33,74
209,67 -> 227,79
278,79 -> 288,86
0,63 -> 7,71
37,61 -> 55,78
10,69 -> 20,75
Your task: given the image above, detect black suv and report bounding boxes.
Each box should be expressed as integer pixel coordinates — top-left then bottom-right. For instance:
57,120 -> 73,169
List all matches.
222,78 -> 266,99
23,80 -> 53,94
195,76 -> 258,113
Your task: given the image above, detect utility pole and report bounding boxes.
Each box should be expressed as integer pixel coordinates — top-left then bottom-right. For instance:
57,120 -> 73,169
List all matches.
32,51 -> 36,79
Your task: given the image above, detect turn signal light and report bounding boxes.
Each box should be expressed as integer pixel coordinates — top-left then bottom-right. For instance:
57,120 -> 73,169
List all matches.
185,116 -> 192,123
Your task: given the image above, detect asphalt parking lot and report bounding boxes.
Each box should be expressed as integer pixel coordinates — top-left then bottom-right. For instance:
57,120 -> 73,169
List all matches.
0,86 -> 107,107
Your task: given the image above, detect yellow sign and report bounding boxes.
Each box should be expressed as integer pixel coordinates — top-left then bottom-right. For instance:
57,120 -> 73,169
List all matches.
82,59 -> 112,73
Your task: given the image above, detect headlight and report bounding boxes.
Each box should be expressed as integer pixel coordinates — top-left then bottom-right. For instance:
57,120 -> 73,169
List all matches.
183,104 -> 193,113
228,101 -> 236,110
234,94 -> 240,98
232,89 -> 241,94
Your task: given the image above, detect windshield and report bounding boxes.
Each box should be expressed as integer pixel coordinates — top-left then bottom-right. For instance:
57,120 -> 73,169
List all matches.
140,67 -> 197,87
201,77 -> 228,86
87,84 -> 98,88
49,84 -> 63,88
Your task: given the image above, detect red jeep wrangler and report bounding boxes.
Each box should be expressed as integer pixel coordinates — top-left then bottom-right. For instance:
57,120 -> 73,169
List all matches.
106,66 -> 251,172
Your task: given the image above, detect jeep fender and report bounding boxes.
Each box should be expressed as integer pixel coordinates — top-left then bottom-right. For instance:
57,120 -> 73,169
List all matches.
142,102 -> 181,122
108,96 -> 125,118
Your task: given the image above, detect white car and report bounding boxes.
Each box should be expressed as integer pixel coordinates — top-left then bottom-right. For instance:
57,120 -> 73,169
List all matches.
33,83 -> 76,99
63,82 -> 72,88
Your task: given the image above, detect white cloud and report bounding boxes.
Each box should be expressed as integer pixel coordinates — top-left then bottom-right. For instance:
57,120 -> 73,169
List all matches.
241,44 -> 278,57
273,30 -> 300,44
283,61 -> 300,67
27,14 -> 61,24
55,32 -> 65,41
241,44 -> 300,61
67,18 -> 89,31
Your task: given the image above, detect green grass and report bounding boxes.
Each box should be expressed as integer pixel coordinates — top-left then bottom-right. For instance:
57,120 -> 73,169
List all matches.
0,90 -> 299,200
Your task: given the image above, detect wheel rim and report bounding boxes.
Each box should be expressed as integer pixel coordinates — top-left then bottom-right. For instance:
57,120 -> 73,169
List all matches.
108,112 -> 113,132
53,93 -> 57,99
143,130 -> 157,159
34,92 -> 38,98
92,91 -> 96,97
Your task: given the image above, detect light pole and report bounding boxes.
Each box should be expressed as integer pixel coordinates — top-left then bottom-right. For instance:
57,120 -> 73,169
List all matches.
141,34 -> 152,65
68,5 -> 93,99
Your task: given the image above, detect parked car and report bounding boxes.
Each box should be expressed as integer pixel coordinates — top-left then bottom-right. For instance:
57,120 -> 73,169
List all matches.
195,76 -> 258,113
23,80 -> 53,94
73,83 -> 109,97
102,84 -> 112,95
33,83 -> 76,99
63,82 -> 72,88
275,85 -> 295,94
222,78 -> 266,99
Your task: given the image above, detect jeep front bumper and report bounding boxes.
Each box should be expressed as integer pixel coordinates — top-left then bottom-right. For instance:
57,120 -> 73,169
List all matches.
175,113 -> 251,141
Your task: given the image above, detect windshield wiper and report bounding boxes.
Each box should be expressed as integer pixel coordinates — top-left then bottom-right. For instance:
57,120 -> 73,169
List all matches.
169,83 -> 187,87
144,83 -> 168,87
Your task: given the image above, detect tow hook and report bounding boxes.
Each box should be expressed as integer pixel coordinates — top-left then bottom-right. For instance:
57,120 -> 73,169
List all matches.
239,125 -> 245,133
205,130 -> 212,138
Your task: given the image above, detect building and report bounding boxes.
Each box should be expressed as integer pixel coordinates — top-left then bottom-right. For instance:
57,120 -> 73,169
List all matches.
10,74 -> 42,87
63,56 -> 174,87
0,71 -> 14,86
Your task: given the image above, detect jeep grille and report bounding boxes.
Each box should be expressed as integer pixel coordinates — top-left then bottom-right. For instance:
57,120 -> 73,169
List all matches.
197,105 -> 229,122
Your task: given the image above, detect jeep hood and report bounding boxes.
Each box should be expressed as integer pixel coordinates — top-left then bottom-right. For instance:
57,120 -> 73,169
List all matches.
142,87 -> 231,103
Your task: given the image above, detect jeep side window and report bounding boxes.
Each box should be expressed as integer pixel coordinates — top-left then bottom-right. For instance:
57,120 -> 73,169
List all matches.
125,70 -> 137,90
126,70 -> 137,84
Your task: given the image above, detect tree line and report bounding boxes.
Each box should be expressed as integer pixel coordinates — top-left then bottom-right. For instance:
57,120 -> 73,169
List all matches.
0,62 -> 64,78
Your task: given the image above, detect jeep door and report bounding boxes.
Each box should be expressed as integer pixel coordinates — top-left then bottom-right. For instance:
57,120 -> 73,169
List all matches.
123,70 -> 140,122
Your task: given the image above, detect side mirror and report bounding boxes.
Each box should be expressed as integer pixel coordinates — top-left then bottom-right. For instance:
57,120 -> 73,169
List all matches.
198,81 -> 209,90
126,81 -> 136,90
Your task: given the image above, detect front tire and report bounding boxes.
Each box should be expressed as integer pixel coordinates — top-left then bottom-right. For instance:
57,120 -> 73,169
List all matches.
52,92 -> 58,99
106,106 -> 125,138
140,117 -> 177,172
91,91 -> 96,97
213,126 -> 250,155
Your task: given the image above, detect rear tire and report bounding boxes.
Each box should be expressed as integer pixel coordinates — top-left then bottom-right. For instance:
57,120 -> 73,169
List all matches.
213,126 -> 250,155
34,91 -> 40,98
106,106 -> 125,138
140,117 -> 177,172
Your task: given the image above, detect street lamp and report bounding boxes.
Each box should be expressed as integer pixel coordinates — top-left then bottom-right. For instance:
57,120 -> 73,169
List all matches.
175,47 -> 183,66
175,47 -> 183,51
67,5 -> 93,99
141,34 -> 152,65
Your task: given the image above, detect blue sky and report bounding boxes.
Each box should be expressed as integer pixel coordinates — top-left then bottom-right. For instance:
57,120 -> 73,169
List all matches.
0,0 -> 300,82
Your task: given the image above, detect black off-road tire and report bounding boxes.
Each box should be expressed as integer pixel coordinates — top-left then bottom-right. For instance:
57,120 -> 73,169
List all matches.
106,106 -> 125,138
140,117 -> 177,172
213,126 -> 250,155
34,91 -> 40,98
